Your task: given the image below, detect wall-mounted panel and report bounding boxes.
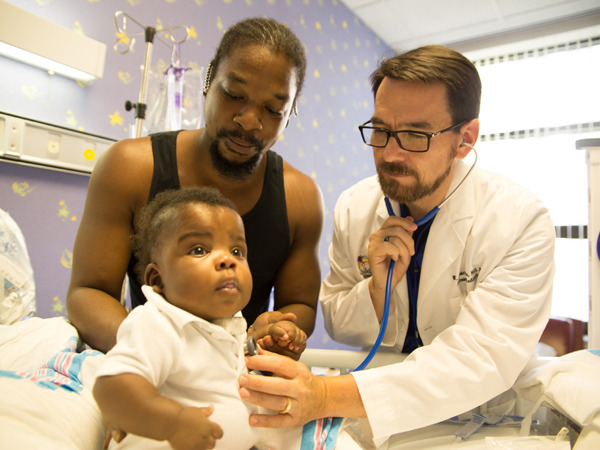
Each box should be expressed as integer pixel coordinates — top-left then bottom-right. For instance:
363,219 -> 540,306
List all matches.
0,112 -> 115,174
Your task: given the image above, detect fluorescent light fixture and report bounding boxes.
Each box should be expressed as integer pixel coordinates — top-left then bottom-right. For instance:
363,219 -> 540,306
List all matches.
0,1 -> 106,82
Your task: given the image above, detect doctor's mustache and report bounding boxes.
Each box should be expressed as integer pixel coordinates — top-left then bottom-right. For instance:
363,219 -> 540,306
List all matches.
377,161 -> 420,180
216,128 -> 265,152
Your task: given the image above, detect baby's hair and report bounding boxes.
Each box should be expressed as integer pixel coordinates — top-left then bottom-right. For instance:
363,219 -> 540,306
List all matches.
131,187 -> 238,285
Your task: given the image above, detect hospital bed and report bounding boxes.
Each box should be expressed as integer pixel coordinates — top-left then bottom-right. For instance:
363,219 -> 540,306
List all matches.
1,317 -> 598,449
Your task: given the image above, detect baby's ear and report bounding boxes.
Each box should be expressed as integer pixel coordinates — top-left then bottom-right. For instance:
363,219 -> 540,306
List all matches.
144,263 -> 164,293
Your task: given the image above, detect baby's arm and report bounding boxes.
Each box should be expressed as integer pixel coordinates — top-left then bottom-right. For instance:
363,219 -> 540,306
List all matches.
93,373 -> 223,450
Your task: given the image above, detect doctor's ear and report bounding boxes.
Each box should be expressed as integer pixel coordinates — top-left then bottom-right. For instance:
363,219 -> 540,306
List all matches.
144,263 -> 164,293
457,119 -> 479,159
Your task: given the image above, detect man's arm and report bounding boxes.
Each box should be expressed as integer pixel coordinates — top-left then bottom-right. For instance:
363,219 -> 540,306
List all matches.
66,139 -> 152,353
270,165 -> 324,337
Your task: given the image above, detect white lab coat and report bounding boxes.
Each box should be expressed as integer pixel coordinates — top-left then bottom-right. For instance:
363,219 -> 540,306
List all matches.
320,160 -> 555,443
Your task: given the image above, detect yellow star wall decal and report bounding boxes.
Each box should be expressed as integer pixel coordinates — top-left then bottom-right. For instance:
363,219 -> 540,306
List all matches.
110,111 -> 123,126
52,296 -> 65,315
57,201 -> 77,222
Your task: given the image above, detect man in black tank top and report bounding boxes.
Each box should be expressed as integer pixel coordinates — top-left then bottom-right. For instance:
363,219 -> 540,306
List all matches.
126,132 -> 291,328
66,18 -> 324,361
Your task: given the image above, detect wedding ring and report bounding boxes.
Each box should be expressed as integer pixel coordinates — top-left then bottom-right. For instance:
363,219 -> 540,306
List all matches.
277,396 -> 292,414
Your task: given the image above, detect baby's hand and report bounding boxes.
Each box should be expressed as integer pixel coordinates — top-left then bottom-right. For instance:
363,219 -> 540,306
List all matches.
266,321 -> 307,352
250,311 -> 307,360
168,405 -> 223,450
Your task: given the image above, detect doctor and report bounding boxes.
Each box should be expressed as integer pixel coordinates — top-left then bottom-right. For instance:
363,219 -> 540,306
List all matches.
239,45 -> 555,445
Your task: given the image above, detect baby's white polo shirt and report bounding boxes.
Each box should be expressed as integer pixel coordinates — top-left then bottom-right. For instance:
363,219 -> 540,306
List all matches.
96,285 -> 260,450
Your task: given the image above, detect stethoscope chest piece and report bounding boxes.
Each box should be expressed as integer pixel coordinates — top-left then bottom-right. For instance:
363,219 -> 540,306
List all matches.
244,336 -> 258,356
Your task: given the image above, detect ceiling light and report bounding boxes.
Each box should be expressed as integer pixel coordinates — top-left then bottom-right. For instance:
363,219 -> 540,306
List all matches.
0,1 -> 106,82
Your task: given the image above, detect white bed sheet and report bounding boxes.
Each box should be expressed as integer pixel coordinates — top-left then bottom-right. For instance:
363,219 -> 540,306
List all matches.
0,317 -> 105,450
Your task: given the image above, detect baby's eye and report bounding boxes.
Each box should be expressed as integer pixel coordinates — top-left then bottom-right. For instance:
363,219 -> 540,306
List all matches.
190,247 -> 207,256
231,248 -> 244,258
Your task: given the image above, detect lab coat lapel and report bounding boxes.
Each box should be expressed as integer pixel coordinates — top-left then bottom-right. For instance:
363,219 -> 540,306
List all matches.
418,161 -> 475,307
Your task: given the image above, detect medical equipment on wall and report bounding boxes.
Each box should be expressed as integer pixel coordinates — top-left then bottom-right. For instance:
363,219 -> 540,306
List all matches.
0,207 -> 35,324
113,11 -> 190,138
0,111 -> 116,174
353,143 -> 478,371
578,138 -> 600,349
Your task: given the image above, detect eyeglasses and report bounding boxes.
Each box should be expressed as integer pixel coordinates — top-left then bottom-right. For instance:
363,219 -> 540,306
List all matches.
358,120 -> 468,152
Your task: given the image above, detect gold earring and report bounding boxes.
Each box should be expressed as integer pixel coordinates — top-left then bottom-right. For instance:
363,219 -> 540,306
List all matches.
203,63 -> 213,95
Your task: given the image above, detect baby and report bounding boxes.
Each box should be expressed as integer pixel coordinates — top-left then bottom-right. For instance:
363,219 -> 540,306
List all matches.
93,187 -> 307,450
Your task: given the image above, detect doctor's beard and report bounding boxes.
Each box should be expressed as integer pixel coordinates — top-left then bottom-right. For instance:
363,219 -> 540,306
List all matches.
208,128 -> 265,181
377,146 -> 457,204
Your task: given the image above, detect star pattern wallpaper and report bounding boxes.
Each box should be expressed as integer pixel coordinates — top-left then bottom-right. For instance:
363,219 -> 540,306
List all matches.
0,0 -> 392,350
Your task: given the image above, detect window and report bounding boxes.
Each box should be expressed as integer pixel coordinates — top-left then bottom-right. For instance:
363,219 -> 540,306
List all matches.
467,37 -> 600,322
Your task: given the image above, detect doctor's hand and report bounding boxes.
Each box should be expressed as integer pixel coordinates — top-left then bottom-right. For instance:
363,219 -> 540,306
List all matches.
249,311 -> 306,360
368,215 -> 417,321
239,348 -> 327,428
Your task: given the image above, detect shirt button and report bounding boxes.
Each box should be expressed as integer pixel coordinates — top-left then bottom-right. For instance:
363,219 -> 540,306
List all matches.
399,322 -> 406,331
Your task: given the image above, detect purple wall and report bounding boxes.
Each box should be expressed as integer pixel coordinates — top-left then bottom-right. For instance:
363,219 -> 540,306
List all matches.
0,0 -> 392,350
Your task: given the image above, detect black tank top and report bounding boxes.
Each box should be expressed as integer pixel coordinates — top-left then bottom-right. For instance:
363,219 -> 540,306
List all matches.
126,131 -> 291,326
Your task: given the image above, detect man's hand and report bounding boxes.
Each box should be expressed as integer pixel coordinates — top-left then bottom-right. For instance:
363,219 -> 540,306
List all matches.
239,349 -> 327,428
249,311 -> 306,360
367,215 -> 417,321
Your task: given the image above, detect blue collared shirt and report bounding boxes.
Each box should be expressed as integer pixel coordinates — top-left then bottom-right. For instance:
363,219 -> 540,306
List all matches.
399,204 -> 435,353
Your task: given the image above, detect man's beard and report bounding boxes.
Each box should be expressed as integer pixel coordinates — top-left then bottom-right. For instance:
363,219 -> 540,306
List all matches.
377,147 -> 457,204
208,128 -> 265,181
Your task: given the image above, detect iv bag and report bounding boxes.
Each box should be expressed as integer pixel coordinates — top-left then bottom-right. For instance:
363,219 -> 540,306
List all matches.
144,65 -> 204,136
0,208 -> 36,324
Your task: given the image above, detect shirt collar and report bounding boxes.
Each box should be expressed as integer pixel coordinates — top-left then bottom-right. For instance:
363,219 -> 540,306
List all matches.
141,285 -> 247,336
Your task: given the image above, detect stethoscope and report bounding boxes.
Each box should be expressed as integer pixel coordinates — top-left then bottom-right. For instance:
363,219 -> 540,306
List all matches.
353,143 -> 478,371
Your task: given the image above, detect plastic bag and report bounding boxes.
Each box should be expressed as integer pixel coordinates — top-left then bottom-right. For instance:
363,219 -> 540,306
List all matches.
144,63 -> 204,135
0,208 -> 36,324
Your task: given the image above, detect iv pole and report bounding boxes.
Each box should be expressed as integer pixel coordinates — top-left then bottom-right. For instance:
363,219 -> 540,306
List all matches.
113,12 -> 189,138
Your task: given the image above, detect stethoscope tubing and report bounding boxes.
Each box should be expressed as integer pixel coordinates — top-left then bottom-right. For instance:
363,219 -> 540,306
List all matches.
352,144 -> 477,372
